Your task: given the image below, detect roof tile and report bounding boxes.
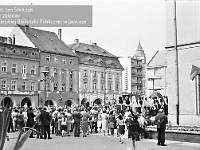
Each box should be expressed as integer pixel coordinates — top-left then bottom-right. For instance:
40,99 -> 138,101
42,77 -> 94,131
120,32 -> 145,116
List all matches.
18,25 -> 77,57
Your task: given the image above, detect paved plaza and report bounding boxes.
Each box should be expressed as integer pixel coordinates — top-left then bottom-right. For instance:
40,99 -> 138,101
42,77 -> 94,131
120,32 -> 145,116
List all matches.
3,131 -> 200,150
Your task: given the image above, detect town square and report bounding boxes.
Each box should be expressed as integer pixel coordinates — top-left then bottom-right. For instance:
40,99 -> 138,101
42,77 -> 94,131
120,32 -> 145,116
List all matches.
1,0 -> 200,150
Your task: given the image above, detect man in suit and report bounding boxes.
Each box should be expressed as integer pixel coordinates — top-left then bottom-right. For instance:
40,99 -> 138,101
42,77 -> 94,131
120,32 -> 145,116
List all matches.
40,107 -> 52,139
155,109 -> 168,146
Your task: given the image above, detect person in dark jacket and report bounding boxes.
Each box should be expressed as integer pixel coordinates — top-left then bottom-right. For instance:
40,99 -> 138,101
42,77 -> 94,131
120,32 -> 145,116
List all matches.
7,112 -> 14,133
35,107 -> 43,139
126,114 -> 140,150
108,111 -> 116,136
72,108 -> 82,137
26,107 -> 35,138
155,109 -> 168,146
40,107 -> 52,139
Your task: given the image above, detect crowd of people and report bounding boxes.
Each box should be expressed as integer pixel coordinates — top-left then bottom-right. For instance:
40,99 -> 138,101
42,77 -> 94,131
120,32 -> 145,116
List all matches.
4,96 -> 168,149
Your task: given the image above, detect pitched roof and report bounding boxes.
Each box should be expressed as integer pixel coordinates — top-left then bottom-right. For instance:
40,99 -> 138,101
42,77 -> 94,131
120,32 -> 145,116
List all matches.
17,24 -> 77,57
68,42 -> 123,70
68,42 -> 116,57
148,50 -> 167,67
0,42 -> 40,60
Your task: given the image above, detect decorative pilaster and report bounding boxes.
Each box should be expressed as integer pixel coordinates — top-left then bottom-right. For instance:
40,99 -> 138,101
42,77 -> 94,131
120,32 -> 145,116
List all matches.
105,71 -> 108,92
49,67 -> 54,92
97,71 -> 100,91
73,70 -> 78,92
58,68 -> 62,91
40,67 -> 45,91
79,70 -> 81,92
113,73 -> 115,91
90,70 -> 93,91
119,73 -> 122,91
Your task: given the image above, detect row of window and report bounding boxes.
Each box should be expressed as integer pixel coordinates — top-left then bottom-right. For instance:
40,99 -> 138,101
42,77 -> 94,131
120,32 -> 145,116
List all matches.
1,62 -> 37,74
45,55 -> 73,65
44,67 -> 74,79
1,80 -> 36,91
83,70 -> 119,79
84,70 -> 99,77
83,82 -> 119,91
1,80 -> 74,92
46,83 -> 73,92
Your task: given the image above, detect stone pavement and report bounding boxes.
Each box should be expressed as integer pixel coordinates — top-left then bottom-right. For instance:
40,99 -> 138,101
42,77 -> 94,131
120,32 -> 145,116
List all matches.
3,131 -> 200,150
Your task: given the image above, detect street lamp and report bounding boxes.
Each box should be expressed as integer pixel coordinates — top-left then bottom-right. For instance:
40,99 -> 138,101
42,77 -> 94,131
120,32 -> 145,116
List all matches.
42,70 -> 49,105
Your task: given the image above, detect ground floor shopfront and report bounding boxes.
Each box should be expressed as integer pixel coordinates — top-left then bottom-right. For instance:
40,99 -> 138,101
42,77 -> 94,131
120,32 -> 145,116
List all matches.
0,90 -> 79,108
0,91 -> 38,108
38,91 -> 78,108
79,93 -> 121,108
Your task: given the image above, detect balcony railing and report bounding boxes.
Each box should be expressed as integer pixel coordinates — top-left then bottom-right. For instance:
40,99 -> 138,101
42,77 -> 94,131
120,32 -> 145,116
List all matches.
131,64 -> 143,68
131,73 -> 143,77
132,80 -> 142,85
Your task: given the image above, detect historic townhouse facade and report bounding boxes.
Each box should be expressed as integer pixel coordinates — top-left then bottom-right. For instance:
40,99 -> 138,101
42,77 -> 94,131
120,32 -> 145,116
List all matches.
69,40 -> 124,107
0,41 -> 40,107
10,25 -> 79,107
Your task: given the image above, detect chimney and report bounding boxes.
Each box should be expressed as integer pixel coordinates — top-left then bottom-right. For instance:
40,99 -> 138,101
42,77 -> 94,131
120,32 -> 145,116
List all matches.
13,34 -> 15,45
7,37 -> 12,44
58,28 -> 62,40
24,25 -> 29,33
74,39 -> 79,44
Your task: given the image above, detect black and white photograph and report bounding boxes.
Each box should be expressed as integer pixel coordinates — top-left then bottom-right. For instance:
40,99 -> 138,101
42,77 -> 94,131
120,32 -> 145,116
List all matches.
0,0 -> 200,150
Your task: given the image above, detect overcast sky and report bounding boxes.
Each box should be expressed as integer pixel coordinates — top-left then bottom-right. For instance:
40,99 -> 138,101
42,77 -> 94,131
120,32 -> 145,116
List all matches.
0,0 -> 166,62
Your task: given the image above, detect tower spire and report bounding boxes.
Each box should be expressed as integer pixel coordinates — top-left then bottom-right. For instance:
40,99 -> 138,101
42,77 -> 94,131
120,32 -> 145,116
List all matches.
137,42 -> 143,51
134,42 -> 145,57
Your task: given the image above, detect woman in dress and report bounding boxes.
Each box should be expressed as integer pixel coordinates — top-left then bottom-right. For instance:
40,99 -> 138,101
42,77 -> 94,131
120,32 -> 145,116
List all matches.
108,110 -> 116,136
12,109 -> 18,132
81,108 -> 90,137
116,114 -> 125,144
99,109 -> 109,136
97,109 -> 102,133
65,109 -> 73,136
56,108 -> 63,136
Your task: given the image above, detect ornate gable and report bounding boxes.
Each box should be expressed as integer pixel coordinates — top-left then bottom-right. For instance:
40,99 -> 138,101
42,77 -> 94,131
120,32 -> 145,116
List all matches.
94,58 -> 104,64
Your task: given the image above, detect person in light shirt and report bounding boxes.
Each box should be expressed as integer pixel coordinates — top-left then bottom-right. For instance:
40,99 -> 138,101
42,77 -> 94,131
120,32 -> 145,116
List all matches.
99,109 -> 109,136
124,109 -> 131,120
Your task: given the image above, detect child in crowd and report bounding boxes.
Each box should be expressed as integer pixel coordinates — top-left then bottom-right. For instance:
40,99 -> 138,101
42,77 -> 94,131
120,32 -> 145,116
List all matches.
61,114 -> 67,137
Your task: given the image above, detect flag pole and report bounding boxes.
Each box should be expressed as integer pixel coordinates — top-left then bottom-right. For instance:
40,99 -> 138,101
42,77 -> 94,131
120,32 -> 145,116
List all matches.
174,0 -> 180,125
